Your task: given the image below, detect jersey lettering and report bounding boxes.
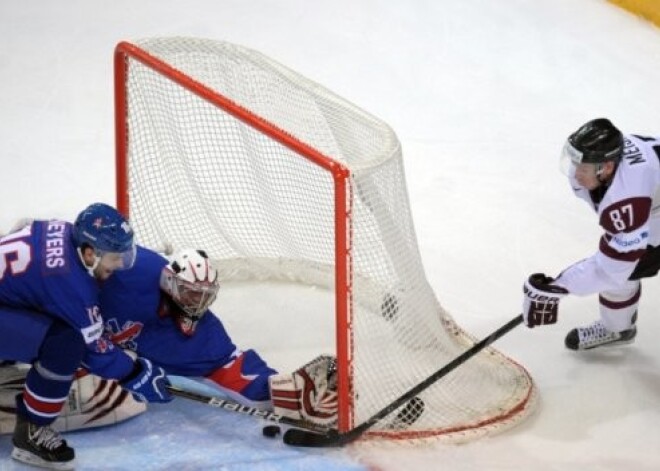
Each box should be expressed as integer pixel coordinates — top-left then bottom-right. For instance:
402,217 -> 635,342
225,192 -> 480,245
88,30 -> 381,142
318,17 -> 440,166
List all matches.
609,204 -> 633,231
0,241 -> 31,281
622,138 -> 644,165
632,135 -> 657,142
0,225 -> 33,281
44,221 -> 67,269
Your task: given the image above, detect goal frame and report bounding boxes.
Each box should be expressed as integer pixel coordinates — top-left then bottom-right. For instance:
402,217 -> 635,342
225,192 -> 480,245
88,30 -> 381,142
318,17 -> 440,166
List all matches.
114,41 -> 355,433
113,39 -> 538,442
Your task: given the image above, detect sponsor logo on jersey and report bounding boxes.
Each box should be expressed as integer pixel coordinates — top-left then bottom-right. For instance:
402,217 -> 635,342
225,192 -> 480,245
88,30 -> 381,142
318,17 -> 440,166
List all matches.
612,231 -> 648,248
80,319 -> 104,343
105,318 -> 144,351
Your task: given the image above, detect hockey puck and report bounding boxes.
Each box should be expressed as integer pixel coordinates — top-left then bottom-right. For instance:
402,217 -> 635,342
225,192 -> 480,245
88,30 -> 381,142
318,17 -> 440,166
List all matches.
262,425 -> 281,438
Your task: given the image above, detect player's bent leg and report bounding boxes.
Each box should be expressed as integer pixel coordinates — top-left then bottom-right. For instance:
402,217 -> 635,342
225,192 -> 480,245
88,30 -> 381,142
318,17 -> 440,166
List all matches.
12,320 -> 84,470
0,305 -> 53,363
565,281 -> 639,351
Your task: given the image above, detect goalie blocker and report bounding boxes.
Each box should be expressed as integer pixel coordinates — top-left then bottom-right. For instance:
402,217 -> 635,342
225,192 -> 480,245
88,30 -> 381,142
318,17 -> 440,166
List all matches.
0,364 -> 145,435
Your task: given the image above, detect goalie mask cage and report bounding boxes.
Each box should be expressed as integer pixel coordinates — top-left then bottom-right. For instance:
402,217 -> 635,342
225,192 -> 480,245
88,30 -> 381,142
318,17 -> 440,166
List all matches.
114,37 -> 536,442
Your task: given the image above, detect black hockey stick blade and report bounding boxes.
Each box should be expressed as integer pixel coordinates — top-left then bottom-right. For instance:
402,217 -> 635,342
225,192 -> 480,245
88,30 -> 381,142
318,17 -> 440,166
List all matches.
283,395 -> 425,447
283,314 -> 524,447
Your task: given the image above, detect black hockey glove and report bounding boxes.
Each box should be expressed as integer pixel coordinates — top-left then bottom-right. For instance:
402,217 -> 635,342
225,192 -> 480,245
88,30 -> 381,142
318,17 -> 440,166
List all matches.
522,273 -> 569,328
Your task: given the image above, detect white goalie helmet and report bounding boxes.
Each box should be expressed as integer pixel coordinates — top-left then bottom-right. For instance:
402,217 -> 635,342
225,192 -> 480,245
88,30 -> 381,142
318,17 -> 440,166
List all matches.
160,249 -> 220,318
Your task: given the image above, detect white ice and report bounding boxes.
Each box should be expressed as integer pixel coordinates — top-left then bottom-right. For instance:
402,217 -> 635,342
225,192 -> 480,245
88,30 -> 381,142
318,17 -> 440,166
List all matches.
1,1 -> 660,470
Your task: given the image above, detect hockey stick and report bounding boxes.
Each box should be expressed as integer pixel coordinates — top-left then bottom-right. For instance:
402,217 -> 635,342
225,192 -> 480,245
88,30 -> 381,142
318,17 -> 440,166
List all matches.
165,385 -> 329,434
166,383 -> 425,438
283,314 -> 525,447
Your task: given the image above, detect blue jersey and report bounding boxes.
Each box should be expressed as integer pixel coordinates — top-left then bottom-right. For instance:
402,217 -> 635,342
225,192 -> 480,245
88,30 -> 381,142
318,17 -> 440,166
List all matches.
0,220 -> 134,379
100,246 -> 238,377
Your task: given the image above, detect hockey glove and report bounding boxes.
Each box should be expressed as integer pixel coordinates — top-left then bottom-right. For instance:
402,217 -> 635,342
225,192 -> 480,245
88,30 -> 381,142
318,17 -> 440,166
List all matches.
269,355 -> 338,428
523,273 -> 569,328
120,357 -> 173,403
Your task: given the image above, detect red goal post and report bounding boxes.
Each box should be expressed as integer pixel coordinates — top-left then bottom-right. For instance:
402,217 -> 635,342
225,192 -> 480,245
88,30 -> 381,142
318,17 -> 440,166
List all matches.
114,40 -> 355,433
114,37 -> 536,441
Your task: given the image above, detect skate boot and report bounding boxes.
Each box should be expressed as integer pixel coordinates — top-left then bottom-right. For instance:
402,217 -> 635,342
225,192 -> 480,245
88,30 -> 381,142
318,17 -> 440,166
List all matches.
564,319 -> 637,351
11,413 -> 75,470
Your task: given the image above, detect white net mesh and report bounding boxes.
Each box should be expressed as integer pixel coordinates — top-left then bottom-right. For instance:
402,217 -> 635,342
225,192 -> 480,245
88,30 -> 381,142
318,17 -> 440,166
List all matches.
117,37 -> 536,441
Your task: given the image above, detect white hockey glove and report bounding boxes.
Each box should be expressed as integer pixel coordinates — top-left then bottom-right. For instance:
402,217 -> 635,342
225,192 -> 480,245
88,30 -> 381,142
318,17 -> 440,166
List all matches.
269,355 -> 338,428
0,365 -> 146,435
9,218 -> 34,234
523,273 -> 569,328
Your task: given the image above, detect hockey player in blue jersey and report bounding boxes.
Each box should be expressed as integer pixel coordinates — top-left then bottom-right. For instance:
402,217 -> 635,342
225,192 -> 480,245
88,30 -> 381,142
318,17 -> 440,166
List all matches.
99,246 -> 338,426
0,203 -> 173,470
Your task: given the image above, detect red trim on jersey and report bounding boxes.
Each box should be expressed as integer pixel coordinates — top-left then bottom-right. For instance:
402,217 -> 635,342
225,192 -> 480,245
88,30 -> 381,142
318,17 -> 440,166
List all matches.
108,322 -> 144,345
23,390 -> 65,416
205,354 -> 253,394
599,236 -> 646,262
599,285 -> 641,309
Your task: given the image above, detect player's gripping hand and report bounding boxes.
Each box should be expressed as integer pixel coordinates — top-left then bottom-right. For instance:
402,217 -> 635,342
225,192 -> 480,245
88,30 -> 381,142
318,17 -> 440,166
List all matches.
120,357 -> 173,403
522,273 -> 569,328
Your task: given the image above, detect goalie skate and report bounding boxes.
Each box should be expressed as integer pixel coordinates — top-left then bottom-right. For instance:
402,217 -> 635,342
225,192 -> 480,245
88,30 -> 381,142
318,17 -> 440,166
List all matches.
564,320 -> 637,351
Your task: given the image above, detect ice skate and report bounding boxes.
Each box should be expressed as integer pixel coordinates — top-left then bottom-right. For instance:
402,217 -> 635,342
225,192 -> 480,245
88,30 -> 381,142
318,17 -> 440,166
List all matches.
11,413 -> 75,470
564,319 -> 637,351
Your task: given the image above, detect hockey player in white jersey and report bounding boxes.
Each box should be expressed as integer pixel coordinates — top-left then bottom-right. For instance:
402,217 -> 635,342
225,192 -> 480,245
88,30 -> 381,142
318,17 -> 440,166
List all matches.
522,118 -> 660,349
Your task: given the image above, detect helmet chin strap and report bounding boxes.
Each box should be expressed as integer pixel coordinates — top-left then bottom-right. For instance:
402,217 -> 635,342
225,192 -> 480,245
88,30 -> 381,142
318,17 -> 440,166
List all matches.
595,162 -> 616,185
77,247 -> 101,278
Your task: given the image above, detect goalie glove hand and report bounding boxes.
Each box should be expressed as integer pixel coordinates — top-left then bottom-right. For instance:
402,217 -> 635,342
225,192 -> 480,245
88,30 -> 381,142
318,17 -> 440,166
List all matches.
523,273 -> 569,328
269,355 -> 338,428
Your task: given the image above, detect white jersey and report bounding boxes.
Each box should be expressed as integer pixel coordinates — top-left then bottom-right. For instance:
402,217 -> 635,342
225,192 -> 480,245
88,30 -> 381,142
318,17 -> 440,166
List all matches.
555,134 -> 660,295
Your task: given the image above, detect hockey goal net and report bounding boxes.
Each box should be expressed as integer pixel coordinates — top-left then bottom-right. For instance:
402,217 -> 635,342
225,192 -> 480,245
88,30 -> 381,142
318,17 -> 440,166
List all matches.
114,37 -> 536,442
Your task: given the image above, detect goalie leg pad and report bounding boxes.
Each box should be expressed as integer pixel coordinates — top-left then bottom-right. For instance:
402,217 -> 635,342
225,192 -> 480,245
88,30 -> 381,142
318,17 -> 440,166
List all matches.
269,355 -> 338,428
0,366 -> 146,434
53,369 -> 146,432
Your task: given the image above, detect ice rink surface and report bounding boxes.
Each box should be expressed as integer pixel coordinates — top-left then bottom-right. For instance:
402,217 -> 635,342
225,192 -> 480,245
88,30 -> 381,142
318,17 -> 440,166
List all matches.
1,0 -> 660,469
